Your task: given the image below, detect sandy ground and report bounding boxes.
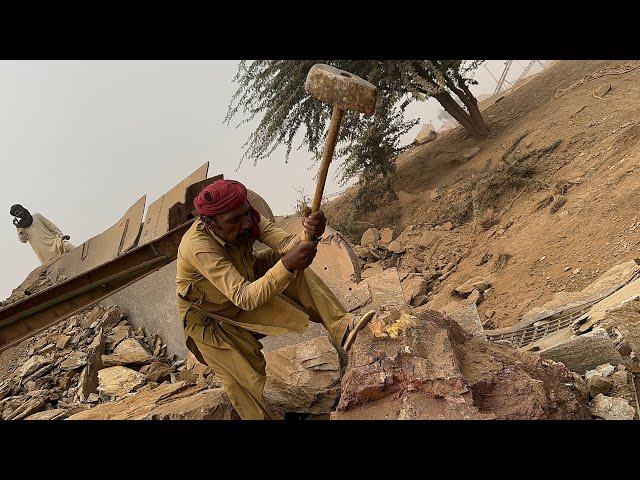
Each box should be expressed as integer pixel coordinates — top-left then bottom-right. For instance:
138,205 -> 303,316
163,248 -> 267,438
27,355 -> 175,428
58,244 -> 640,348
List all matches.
325,60 -> 640,330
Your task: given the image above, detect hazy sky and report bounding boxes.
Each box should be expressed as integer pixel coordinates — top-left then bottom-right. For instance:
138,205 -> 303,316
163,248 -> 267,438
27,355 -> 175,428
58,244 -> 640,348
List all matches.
0,60 -> 545,299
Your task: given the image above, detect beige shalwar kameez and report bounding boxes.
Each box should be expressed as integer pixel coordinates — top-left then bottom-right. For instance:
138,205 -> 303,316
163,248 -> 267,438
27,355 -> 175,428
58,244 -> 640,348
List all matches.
176,215 -> 354,419
16,213 -> 75,264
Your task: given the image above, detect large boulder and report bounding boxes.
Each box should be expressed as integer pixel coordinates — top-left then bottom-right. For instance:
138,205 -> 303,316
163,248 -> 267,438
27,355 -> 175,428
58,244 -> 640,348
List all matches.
264,336 -> 341,415
442,302 -> 486,339
331,306 -> 590,420
540,328 -> 624,374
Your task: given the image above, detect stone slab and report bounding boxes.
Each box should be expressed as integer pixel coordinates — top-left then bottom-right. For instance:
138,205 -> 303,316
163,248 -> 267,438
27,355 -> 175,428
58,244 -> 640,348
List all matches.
540,328 -> 625,374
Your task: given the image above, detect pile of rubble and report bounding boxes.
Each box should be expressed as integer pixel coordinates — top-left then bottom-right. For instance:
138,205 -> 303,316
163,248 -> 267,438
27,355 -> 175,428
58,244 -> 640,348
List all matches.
539,300 -> 640,420
0,304 -> 222,420
484,260 -> 640,419
353,224 -> 471,309
0,303 -> 345,420
0,264 -> 57,308
2,267 -> 639,420
580,363 -> 637,420
343,245 -> 640,420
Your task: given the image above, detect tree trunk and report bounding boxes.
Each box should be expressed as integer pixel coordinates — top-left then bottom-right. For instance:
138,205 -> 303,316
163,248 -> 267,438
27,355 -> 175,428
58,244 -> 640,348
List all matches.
453,75 -> 489,137
433,90 -> 488,139
422,61 -> 489,139
384,173 -> 398,200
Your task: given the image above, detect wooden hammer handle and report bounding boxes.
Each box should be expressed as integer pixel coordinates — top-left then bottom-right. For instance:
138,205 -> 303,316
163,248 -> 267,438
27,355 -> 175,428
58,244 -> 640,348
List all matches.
304,107 -> 344,241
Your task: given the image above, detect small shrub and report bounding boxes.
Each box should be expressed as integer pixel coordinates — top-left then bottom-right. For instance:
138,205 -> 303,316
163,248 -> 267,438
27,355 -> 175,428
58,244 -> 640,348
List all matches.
477,207 -> 500,230
435,193 -> 473,227
353,176 -> 396,214
470,136 -> 561,218
534,194 -> 555,212
492,253 -> 512,272
330,177 -> 400,244
553,181 -> 571,195
549,195 -> 567,214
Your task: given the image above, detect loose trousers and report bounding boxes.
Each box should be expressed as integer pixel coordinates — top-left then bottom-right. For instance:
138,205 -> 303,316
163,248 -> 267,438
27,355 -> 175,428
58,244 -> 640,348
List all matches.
184,249 -> 353,420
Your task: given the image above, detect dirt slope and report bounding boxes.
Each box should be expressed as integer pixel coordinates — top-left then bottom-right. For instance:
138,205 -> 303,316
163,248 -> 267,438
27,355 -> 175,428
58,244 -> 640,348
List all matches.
325,60 -> 640,330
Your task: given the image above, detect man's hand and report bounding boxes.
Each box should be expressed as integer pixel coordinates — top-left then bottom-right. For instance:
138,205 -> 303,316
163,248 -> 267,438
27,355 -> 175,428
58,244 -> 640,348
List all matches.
62,235 -> 70,241
281,241 -> 317,272
301,207 -> 326,239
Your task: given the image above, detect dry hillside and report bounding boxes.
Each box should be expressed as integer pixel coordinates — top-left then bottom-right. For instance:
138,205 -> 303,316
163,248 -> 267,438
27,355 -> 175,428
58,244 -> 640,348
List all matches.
325,60 -> 640,330
3,60 -> 640,420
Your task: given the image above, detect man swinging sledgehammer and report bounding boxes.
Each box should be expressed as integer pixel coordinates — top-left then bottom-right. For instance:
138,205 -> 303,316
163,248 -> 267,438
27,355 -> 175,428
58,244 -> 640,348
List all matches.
176,179 -> 374,419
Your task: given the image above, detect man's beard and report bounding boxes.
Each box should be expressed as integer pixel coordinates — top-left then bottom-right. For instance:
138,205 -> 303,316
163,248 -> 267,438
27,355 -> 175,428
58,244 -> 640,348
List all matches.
236,229 -> 253,245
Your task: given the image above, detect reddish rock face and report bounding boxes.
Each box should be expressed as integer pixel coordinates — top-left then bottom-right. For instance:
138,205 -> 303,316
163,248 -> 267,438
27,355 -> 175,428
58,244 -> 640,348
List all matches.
332,306 -> 591,420
456,337 -> 591,420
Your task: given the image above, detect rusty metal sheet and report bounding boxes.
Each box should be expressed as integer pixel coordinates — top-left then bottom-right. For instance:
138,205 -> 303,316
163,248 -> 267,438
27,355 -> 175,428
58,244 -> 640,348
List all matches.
138,163 -> 209,246
247,189 -> 276,223
166,177 -> 276,227
44,195 -> 147,285
167,174 -> 224,229
0,219 -> 192,352
267,215 -> 361,308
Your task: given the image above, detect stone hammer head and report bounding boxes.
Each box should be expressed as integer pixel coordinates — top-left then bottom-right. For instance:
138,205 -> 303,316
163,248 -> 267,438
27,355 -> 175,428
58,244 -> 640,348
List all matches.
304,64 -> 377,117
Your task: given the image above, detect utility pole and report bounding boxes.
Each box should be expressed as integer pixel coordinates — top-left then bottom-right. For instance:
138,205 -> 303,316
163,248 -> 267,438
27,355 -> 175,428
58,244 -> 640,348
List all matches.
493,60 -> 513,95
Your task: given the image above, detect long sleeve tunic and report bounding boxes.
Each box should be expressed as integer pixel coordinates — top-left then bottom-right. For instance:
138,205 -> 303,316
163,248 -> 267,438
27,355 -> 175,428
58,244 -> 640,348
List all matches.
16,213 -> 74,264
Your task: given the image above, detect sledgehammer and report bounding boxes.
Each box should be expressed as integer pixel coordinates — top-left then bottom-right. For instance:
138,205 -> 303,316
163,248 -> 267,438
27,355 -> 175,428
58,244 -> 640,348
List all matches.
302,64 -> 378,242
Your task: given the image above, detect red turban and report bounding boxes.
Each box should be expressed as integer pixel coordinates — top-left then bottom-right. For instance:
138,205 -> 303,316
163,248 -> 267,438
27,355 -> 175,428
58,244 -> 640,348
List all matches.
194,179 -> 261,239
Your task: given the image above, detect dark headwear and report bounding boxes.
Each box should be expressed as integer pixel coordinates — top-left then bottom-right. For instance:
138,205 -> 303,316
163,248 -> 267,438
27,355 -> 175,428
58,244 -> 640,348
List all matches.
9,204 -> 23,216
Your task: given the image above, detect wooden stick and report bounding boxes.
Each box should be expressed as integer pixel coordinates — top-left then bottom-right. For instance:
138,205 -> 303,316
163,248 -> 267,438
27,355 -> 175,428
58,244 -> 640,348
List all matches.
297,107 -> 344,278
304,106 -> 344,241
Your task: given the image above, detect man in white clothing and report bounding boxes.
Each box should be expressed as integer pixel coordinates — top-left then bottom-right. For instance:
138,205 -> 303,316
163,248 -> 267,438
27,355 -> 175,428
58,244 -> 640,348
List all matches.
10,204 -> 75,265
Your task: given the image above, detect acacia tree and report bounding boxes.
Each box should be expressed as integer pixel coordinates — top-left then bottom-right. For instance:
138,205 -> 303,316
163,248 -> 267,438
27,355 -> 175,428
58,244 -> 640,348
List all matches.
410,60 -> 488,138
226,60 -> 487,193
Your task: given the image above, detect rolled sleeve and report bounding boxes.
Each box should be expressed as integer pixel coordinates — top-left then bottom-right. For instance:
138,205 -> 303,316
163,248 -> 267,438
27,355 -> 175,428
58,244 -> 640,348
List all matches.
192,249 -> 294,311
257,216 -> 302,256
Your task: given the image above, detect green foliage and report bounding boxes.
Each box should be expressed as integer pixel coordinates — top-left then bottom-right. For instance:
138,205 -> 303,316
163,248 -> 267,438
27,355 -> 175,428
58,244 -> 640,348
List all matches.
226,60 -> 486,189
337,96 -> 416,189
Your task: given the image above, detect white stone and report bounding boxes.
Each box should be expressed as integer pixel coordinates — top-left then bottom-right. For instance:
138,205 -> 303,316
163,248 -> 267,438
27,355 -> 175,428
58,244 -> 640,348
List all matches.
585,363 -> 615,380
590,394 -> 635,420
97,366 -> 146,398
414,123 -> 437,145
